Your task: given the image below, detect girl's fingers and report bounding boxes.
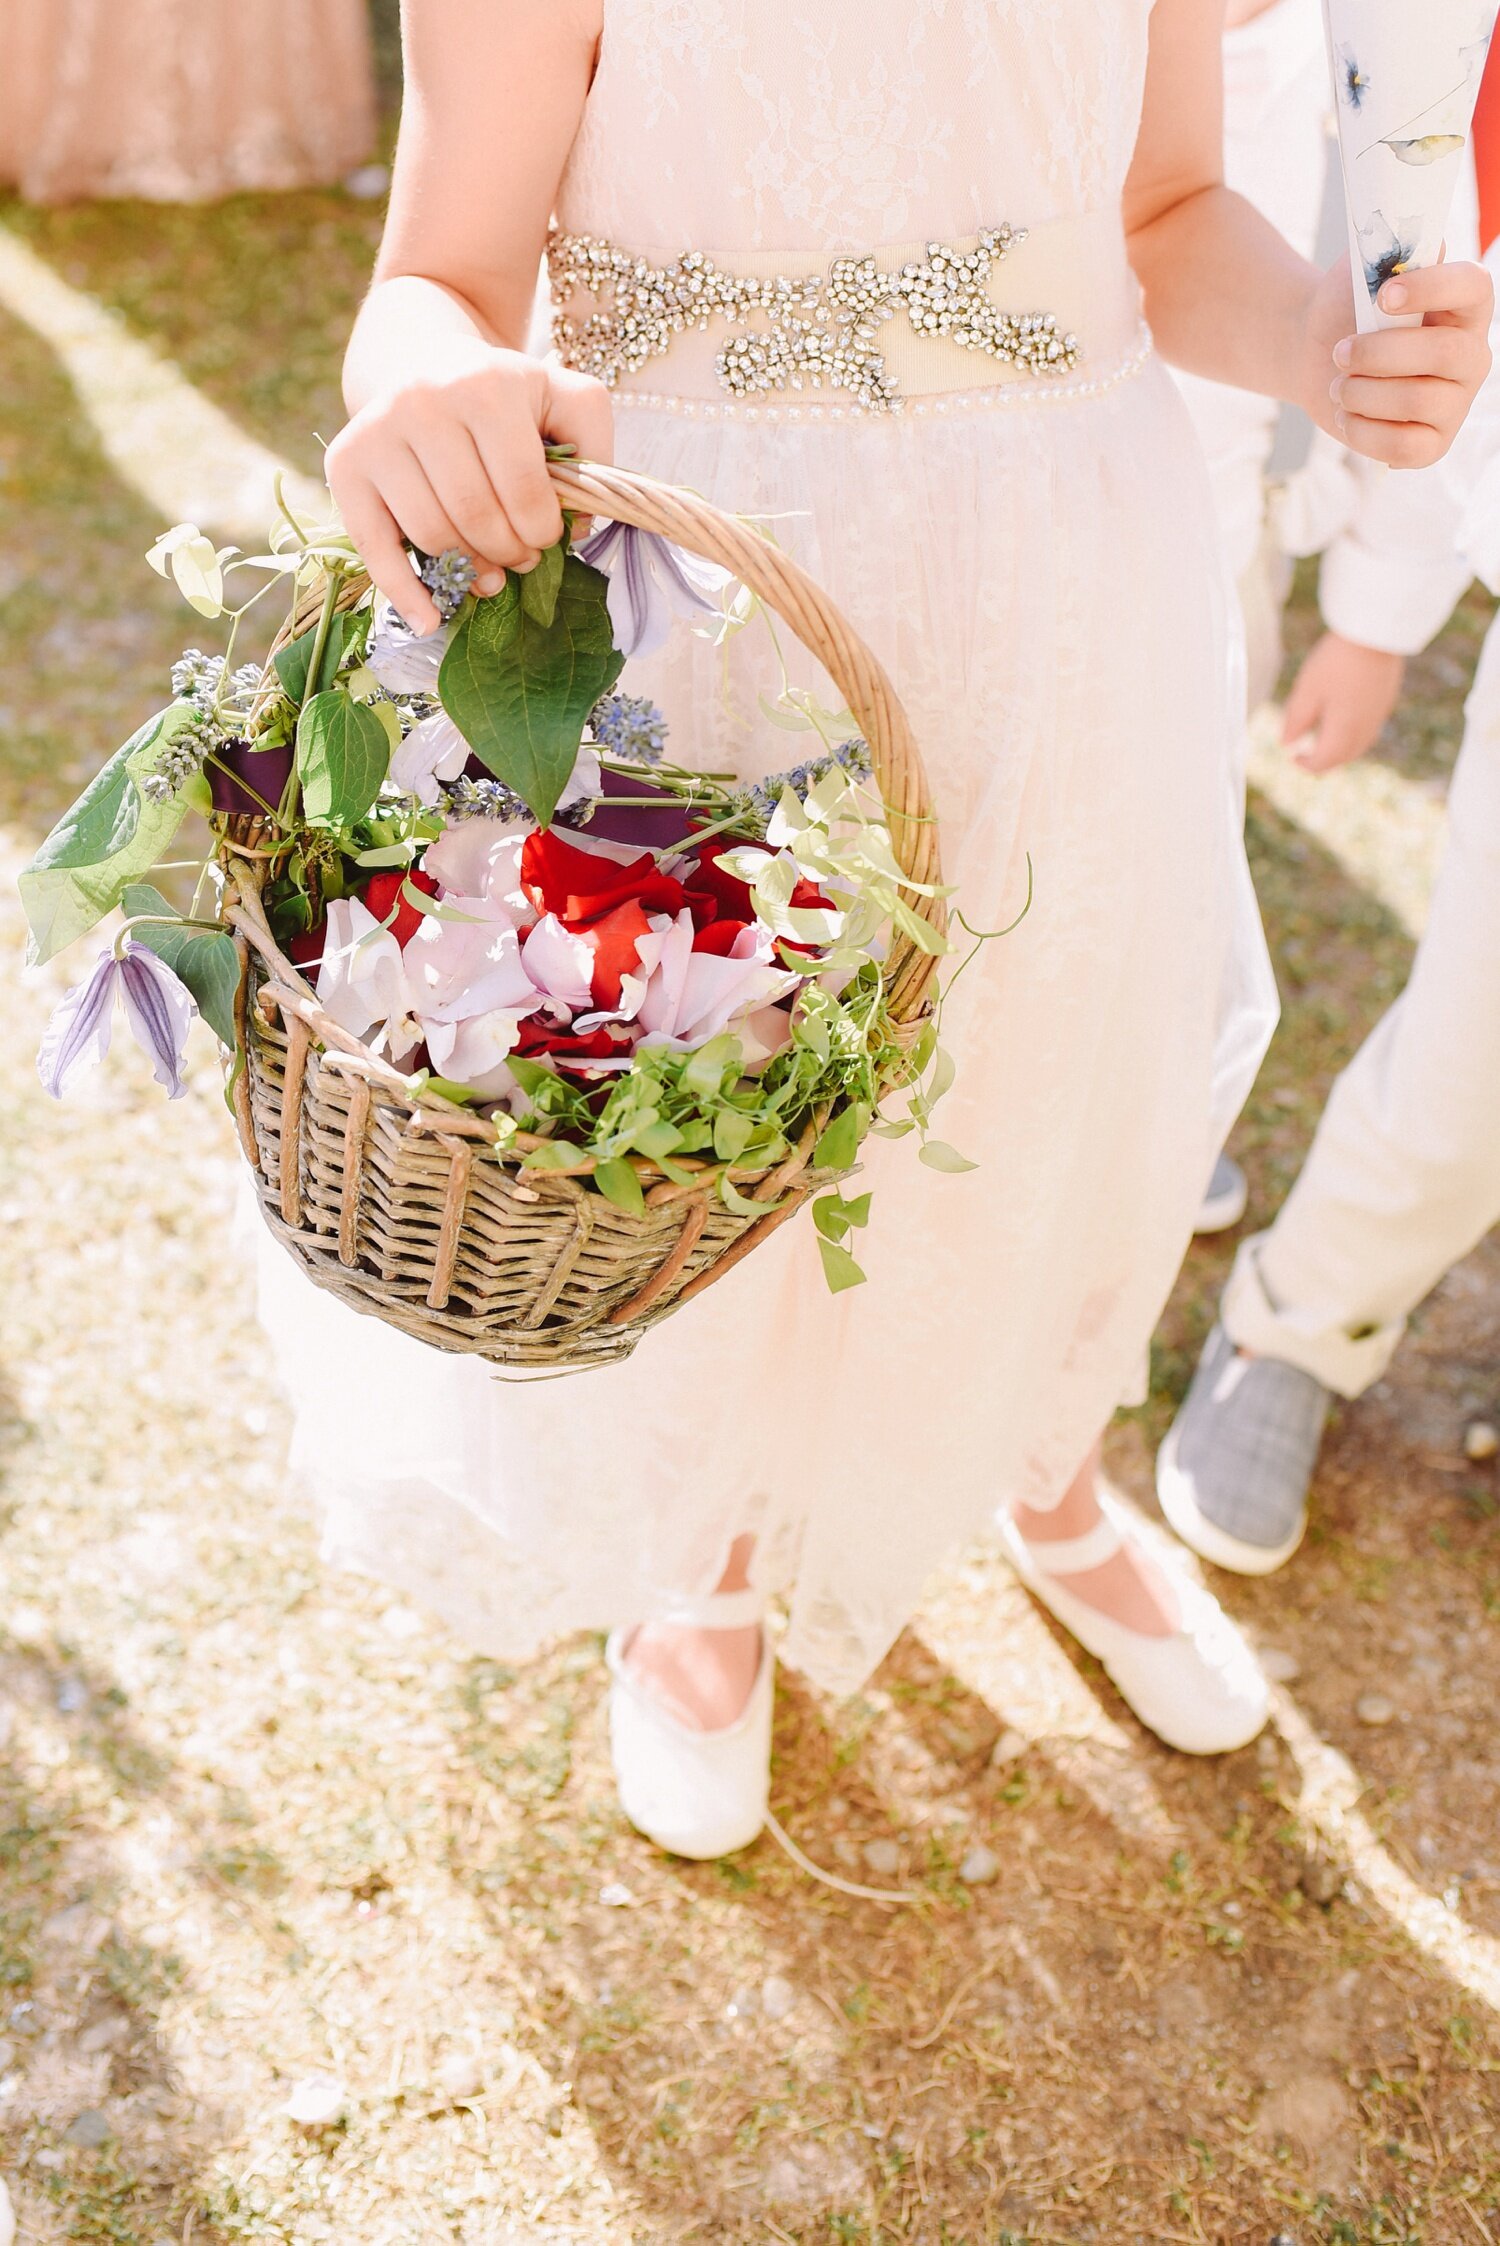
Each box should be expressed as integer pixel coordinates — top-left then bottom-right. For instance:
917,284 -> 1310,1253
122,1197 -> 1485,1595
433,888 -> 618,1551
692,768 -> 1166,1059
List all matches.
331,474 -> 441,633
1331,373 -> 1455,428
1334,411 -> 1446,470
543,364 -> 616,467
1378,259 -> 1495,328
470,398 -> 565,559
375,447 -> 471,567
409,422 -> 537,573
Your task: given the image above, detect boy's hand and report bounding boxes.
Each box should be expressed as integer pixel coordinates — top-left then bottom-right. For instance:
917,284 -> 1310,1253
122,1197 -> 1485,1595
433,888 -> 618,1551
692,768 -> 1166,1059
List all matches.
1303,255 -> 1494,470
1282,631 -> 1406,773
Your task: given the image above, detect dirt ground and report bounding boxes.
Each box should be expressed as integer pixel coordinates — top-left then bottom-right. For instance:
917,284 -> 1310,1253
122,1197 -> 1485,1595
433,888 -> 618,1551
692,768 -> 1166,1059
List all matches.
2,141 -> 1499,2246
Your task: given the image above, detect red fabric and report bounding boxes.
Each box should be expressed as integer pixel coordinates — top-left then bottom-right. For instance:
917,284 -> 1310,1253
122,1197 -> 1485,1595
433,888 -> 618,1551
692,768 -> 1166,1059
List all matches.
1477,34 -> 1500,255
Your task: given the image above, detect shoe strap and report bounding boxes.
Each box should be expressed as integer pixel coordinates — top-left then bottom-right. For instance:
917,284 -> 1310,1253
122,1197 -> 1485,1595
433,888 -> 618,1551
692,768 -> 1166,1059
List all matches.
655,1587 -> 765,1631
1017,1509 -> 1123,1579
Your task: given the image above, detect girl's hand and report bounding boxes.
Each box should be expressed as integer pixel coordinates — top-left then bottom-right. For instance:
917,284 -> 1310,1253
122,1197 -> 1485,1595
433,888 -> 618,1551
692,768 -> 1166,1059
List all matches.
1282,630 -> 1406,773
1304,256 -> 1494,470
326,345 -> 614,633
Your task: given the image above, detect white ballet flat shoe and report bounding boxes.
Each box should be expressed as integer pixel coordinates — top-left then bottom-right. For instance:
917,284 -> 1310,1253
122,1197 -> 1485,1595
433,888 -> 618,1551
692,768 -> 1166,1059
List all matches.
606,1588 -> 773,1860
999,1491 -> 1270,1756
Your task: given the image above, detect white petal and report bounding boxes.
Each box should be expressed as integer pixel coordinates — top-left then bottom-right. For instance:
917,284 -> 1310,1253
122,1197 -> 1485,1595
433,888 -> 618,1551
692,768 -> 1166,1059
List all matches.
365,601 -> 452,693
521,916 -> 596,1010
317,900 -> 414,1041
390,711 -> 470,807
424,1010 -> 526,1095
421,824 -> 530,915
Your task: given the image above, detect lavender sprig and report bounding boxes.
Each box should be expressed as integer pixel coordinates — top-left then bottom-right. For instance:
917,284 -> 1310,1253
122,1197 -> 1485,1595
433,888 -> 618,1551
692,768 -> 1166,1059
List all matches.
588,692 -> 668,764
418,549 -> 478,621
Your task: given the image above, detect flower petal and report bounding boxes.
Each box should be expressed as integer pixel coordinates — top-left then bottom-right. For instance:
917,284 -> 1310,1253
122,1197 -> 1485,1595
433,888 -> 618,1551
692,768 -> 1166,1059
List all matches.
520,916 -> 597,1011
422,823 -> 530,915
578,522 -> 732,661
365,602 -> 453,693
37,953 -> 119,1098
424,1009 -> 527,1096
390,710 -> 471,806
118,943 -> 196,1098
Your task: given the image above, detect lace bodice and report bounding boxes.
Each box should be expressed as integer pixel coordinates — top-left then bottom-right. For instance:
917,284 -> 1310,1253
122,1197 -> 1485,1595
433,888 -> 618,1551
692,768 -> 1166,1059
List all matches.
557,0 -> 1157,254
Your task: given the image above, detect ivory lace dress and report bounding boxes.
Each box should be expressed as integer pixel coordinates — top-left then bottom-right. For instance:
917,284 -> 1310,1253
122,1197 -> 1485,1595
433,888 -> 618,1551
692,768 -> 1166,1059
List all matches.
259,0 -> 1279,1695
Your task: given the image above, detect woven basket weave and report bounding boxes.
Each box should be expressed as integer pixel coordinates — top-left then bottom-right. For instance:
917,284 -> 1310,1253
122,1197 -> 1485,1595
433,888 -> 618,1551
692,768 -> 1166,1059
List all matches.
221,458 -> 944,1371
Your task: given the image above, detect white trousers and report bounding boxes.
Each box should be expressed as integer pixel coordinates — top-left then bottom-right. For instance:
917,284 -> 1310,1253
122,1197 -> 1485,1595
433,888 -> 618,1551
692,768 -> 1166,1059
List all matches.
1223,620 -> 1500,1396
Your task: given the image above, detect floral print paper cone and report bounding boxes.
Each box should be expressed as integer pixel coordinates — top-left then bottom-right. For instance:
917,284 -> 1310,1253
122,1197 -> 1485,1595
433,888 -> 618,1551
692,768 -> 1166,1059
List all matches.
1325,0 -> 1498,331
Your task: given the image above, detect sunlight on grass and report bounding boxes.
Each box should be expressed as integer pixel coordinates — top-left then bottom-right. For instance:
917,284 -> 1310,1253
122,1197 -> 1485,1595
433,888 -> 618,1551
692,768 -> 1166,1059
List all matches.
0,221 -> 324,539
1274,1687 -> 1500,2016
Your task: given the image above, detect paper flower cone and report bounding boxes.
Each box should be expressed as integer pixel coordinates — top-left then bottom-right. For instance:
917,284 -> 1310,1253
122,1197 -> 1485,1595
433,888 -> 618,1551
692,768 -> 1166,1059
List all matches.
1324,0 -> 1499,329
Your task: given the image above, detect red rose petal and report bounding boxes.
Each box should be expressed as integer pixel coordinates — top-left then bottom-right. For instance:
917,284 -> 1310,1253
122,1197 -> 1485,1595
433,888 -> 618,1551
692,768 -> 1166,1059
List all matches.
363,866 -> 438,948
521,829 -> 684,924
514,1019 -> 631,1064
578,899 -> 654,1008
690,917 -> 750,957
289,925 -> 326,977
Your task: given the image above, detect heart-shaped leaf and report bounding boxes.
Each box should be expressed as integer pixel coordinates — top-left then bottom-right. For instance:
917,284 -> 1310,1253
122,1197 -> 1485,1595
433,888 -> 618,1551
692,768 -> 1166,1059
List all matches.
296,690 -> 391,828
274,610 -> 366,706
122,884 -> 240,1047
20,707 -> 196,963
438,555 -> 623,826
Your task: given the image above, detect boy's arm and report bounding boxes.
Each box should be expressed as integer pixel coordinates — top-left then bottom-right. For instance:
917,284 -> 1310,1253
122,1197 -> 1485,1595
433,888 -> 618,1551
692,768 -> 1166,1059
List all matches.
1288,249 -> 1500,773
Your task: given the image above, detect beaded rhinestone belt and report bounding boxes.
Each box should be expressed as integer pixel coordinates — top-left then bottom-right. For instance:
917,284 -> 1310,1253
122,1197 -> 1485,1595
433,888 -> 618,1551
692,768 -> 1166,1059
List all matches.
547,223 -> 1083,414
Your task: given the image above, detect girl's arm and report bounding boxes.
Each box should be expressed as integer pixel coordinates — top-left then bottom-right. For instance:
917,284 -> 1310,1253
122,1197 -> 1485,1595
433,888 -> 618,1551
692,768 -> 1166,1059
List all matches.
328,0 -> 611,630
1125,0 -> 1493,471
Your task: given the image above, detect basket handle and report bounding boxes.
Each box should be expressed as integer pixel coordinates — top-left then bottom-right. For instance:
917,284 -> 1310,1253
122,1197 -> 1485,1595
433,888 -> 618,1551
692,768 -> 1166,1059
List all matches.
546,459 -> 943,1023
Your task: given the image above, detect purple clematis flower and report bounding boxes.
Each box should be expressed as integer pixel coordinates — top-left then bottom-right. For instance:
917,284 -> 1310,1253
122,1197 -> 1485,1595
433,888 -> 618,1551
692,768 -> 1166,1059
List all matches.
38,940 -> 196,1101
575,521 -> 732,661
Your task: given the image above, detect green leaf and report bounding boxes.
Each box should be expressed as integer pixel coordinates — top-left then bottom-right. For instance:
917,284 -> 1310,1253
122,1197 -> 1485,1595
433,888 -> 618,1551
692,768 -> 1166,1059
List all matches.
415,1075 -> 480,1106
121,884 -> 240,1047
713,1107 -> 755,1162
720,1171 -> 777,1217
519,539 -> 567,628
297,691 -> 391,828
919,1139 -> 979,1174
681,1035 -> 742,1101
818,1237 -> 868,1293
522,1139 -> 588,1171
594,1158 -> 646,1218
634,1119 -> 685,1162
813,1194 -> 852,1243
273,609 -> 364,706
20,707 -> 197,964
438,555 -> 623,826
814,1102 -> 867,1172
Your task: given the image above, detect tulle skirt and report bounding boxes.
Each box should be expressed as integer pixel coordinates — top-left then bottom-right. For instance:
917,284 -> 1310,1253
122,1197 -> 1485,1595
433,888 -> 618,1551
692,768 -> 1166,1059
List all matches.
257,351 -> 1277,1696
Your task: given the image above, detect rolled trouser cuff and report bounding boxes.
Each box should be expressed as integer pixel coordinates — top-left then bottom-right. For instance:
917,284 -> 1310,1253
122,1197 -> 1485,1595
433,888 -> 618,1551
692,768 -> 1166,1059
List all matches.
1220,1233 -> 1403,1401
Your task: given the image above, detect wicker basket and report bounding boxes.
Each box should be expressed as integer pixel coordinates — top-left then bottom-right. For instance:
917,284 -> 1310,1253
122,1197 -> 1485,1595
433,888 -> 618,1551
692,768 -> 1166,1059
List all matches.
221,458 -> 944,1372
